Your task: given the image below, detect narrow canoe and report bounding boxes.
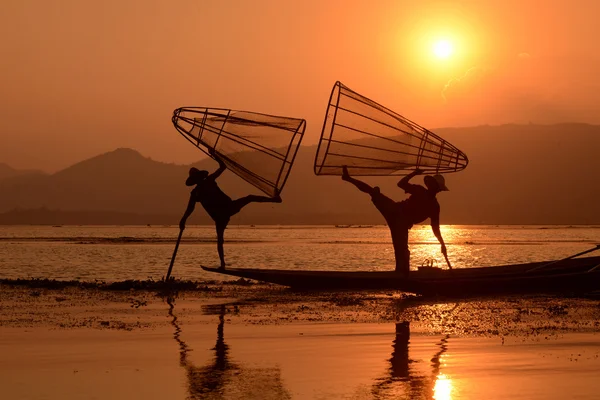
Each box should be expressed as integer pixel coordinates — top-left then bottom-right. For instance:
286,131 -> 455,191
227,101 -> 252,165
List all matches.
201,255 -> 600,296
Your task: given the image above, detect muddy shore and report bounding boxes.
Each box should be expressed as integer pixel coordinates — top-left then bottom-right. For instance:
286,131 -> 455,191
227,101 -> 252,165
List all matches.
2,279 -> 599,338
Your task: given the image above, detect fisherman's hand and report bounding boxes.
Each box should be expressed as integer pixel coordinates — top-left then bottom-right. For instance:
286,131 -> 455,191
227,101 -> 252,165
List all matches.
441,243 -> 447,256
414,168 -> 424,175
210,150 -> 226,167
341,166 -> 350,181
209,147 -> 224,163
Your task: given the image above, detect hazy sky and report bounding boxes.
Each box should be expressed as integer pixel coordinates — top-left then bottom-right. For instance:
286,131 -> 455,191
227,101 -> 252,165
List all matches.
2,0 -> 600,171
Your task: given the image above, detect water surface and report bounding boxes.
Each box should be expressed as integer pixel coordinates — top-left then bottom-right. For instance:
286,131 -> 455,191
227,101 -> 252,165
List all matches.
0,225 -> 598,281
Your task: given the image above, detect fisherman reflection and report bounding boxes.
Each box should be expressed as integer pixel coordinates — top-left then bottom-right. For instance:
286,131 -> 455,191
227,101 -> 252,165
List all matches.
179,149 -> 282,269
167,300 -> 233,397
389,321 -> 412,379
372,321 -> 451,400
167,299 -> 291,399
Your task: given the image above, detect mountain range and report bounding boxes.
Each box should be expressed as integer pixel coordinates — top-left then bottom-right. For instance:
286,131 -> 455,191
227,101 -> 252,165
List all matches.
0,163 -> 42,181
1,124 -> 599,225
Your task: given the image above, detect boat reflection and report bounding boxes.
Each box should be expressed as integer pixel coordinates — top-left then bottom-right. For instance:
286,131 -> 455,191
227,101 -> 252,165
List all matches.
373,321 -> 452,399
166,297 -> 291,399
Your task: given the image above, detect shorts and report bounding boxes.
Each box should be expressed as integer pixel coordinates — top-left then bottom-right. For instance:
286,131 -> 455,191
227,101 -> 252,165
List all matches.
370,191 -> 411,229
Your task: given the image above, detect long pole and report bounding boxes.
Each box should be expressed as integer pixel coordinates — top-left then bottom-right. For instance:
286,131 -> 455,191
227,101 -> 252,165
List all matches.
443,253 -> 453,270
527,244 -> 600,273
165,229 -> 184,281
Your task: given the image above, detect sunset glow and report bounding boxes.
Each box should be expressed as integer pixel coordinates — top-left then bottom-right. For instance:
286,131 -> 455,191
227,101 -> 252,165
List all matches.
1,2 -> 600,400
433,40 -> 454,59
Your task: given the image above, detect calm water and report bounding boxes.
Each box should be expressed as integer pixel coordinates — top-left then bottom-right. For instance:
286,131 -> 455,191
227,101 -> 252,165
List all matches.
2,225 -> 600,400
3,310 -> 600,400
0,225 -> 599,281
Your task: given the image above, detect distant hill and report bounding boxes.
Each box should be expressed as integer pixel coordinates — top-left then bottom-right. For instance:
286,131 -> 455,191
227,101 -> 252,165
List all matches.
0,163 -> 44,181
435,123 -> 600,224
0,124 -> 599,225
0,148 -> 190,217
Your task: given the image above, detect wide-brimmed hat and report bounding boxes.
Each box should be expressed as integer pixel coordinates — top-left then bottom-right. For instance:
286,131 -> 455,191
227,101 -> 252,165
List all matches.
185,167 -> 209,186
432,174 -> 449,191
424,174 -> 449,191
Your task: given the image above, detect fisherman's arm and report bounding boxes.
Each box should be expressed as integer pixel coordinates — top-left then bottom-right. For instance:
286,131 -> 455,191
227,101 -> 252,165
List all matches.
397,169 -> 423,193
430,210 -> 447,256
179,196 -> 196,230
208,148 -> 226,180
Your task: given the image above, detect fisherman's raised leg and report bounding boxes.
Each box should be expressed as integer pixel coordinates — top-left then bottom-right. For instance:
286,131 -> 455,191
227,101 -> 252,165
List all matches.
230,194 -> 282,215
341,166 -> 379,195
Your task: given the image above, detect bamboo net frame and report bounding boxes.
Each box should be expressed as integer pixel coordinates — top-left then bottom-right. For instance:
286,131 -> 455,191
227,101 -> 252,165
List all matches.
314,82 -> 469,176
173,107 -> 305,196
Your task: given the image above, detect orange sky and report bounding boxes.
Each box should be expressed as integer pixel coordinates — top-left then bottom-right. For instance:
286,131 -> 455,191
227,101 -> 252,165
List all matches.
2,0 -> 600,171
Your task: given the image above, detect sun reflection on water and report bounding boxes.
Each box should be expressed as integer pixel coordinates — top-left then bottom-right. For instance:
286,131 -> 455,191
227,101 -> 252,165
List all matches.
411,225 -> 481,270
433,373 -> 453,400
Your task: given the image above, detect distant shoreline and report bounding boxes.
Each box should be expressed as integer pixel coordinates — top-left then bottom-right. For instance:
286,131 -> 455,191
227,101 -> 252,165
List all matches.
1,222 -> 599,228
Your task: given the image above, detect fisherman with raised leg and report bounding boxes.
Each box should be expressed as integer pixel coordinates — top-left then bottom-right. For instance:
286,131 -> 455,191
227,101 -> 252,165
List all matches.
179,149 -> 282,269
341,166 -> 449,276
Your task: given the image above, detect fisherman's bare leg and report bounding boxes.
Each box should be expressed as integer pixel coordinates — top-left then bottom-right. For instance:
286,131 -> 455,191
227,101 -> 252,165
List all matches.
391,228 -> 410,276
216,221 -> 227,269
341,166 -> 379,195
230,194 -> 282,215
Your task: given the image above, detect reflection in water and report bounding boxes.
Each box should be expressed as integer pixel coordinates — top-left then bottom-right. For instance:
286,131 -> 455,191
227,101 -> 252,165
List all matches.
433,374 -> 452,400
167,298 -> 453,399
168,299 -> 235,398
166,298 -> 291,399
431,333 -> 452,400
373,322 -> 452,400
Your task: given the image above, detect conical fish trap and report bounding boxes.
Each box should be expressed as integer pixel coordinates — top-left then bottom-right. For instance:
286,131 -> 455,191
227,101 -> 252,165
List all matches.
314,82 -> 468,176
173,107 -> 305,196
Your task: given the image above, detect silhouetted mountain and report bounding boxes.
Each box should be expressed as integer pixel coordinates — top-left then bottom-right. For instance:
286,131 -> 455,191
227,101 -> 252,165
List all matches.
0,163 -> 44,181
435,123 -> 600,224
1,124 -> 599,224
0,148 -> 190,217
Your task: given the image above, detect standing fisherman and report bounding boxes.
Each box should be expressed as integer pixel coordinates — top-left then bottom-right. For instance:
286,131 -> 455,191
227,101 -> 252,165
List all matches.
179,149 -> 282,269
341,166 -> 449,276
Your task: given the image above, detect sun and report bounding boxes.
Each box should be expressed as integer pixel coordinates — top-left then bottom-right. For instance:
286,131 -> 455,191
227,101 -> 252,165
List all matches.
433,39 -> 454,59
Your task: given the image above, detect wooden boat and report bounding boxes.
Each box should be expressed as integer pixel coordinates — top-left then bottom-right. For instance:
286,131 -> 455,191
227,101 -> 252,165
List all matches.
201,252 -> 600,296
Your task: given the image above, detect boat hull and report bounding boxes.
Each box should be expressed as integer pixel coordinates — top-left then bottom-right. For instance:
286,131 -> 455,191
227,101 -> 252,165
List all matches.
201,256 -> 600,296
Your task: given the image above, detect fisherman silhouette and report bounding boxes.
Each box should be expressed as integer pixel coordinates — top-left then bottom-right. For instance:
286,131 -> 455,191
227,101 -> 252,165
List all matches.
179,149 -> 282,269
341,166 -> 448,276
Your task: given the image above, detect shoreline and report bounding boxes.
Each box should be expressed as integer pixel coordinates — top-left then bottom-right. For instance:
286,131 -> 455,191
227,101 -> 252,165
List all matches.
2,280 -> 599,337
2,280 -> 600,399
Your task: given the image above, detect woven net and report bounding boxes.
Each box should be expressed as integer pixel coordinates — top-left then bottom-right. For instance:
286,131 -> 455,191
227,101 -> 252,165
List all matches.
173,107 -> 305,196
314,82 -> 468,176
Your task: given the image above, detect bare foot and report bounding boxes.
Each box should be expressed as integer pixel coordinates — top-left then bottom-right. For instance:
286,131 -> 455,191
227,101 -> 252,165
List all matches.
272,194 -> 282,203
341,166 -> 350,181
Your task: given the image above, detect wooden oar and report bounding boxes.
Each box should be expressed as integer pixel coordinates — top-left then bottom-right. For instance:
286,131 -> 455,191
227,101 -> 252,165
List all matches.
527,244 -> 600,273
165,229 -> 184,281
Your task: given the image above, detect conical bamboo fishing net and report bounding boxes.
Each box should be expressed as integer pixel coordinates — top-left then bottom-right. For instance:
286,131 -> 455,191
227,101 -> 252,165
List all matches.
173,107 -> 305,196
314,82 -> 468,176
